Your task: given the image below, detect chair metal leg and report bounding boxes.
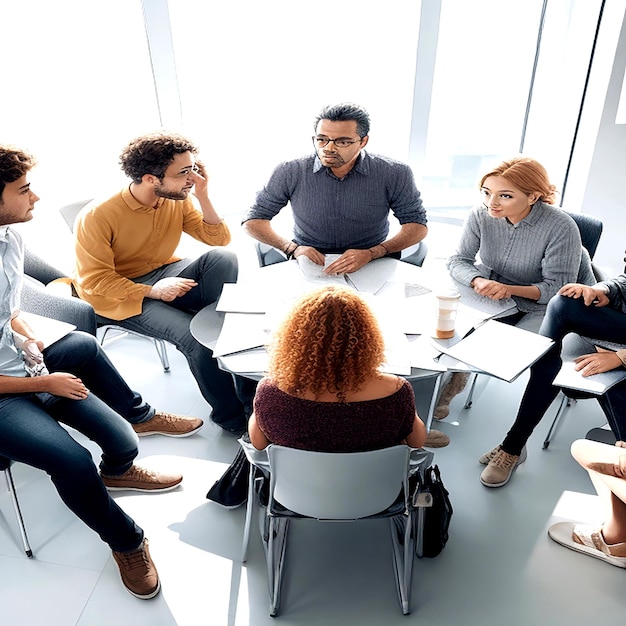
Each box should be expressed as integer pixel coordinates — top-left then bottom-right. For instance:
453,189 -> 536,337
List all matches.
543,393 -> 575,449
241,469 -> 260,562
100,326 -> 171,373
389,515 -> 415,615
3,467 -> 33,558
152,338 -> 170,372
266,516 -> 289,617
463,373 -> 479,409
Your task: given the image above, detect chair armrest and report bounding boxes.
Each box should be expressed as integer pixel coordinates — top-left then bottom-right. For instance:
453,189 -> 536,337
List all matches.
20,277 -> 97,336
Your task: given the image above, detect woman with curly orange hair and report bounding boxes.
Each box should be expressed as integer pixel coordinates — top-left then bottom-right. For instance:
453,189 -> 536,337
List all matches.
248,286 -> 426,452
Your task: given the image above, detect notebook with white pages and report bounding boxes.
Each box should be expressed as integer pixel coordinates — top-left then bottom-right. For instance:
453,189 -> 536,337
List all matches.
432,319 -> 554,383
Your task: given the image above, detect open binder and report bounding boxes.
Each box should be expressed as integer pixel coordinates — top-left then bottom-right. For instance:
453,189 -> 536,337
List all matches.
432,319 -> 554,383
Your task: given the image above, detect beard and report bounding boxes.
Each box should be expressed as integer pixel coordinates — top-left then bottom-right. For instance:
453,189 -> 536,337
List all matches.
153,181 -> 191,201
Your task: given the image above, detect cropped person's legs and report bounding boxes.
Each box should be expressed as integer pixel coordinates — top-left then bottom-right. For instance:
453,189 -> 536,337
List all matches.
0,395 -> 143,552
481,297 -> 626,488
45,331 -> 203,437
501,296 -> 626,455
548,439 -> 626,567
598,381 -> 626,442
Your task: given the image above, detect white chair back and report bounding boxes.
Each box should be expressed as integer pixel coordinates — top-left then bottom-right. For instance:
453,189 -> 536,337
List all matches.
267,444 -> 410,520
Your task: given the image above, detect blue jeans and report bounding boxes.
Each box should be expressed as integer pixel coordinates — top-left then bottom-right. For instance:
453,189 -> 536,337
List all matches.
0,332 -> 147,552
502,295 -> 626,454
99,250 -> 256,432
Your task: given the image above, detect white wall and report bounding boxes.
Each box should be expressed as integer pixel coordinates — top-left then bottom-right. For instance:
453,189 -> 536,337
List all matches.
579,1 -> 626,276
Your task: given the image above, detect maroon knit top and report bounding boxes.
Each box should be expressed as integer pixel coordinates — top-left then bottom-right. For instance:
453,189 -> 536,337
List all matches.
253,377 -> 416,453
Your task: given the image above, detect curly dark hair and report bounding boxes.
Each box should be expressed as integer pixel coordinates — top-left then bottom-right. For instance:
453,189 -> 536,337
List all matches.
119,132 -> 198,183
314,102 -> 371,138
267,286 -> 386,401
0,145 -> 36,202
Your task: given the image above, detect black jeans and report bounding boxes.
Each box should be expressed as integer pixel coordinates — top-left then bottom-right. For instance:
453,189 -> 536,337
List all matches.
0,332 -> 147,552
502,294 -> 626,455
100,250 -> 257,432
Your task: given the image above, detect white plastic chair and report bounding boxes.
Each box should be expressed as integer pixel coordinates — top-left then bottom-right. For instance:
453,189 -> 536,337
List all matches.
239,440 -> 433,616
59,199 -> 171,373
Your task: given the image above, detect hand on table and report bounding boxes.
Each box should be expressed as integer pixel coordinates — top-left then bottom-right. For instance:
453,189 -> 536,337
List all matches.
324,249 -> 371,275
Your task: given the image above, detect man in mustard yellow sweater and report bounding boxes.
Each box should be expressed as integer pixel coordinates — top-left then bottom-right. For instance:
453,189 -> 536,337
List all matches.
73,132 -> 255,434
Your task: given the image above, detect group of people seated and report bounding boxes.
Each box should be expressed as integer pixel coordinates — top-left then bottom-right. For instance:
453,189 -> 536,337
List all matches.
1,101 -> 625,602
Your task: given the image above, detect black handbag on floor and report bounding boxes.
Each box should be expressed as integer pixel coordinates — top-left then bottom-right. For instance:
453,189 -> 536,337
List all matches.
412,464 -> 453,558
206,447 -> 250,509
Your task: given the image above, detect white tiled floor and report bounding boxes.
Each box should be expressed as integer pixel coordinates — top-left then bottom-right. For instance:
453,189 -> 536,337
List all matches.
1,222 -> 624,625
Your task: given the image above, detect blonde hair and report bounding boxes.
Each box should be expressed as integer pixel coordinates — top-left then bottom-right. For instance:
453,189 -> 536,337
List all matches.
480,156 -> 557,205
268,286 -> 385,400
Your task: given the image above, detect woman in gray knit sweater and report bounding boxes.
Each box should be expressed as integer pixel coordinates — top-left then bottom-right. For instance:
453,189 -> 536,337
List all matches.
447,156 -> 594,332
433,157 -> 595,425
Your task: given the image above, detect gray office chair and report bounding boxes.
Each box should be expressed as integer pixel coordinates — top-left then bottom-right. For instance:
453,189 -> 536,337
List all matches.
240,441 -> 434,616
0,457 -> 33,558
253,239 -> 428,268
58,199 -> 171,372
23,248 -> 97,336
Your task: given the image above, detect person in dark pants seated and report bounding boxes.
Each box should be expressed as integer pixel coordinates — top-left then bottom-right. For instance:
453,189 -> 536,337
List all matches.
243,102 -> 428,275
480,271 -> 626,488
0,144 -> 197,599
72,132 -> 256,434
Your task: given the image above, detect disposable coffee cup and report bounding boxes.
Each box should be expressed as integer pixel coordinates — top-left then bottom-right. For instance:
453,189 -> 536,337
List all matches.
434,289 -> 461,339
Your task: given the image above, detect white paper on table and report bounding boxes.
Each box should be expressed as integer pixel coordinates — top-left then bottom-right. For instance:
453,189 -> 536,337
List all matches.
212,313 -> 271,357
407,334 -> 447,372
297,255 -> 349,285
216,282 -> 271,313
380,330 -> 412,375
453,280 -> 517,321
218,348 -> 269,376
347,257 -> 419,293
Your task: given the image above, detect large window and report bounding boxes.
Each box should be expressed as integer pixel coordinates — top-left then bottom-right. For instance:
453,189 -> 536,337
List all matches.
417,0 -> 603,212
167,0 -> 422,214
0,1 -> 160,212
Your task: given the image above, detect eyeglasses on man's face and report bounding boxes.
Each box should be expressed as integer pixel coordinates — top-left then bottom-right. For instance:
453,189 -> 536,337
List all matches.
312,135 -> 363,148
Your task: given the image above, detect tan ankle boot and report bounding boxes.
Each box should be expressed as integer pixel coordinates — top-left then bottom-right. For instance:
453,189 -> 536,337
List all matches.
434,372 -> 470,419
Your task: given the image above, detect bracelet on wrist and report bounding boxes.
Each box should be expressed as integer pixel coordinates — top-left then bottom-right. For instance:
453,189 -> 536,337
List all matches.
379,242 -> 390,257
285,244 -> 299,260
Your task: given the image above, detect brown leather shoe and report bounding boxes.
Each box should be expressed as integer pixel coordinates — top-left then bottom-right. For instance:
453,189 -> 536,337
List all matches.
101,464 -> 183,492
132,411 -> 203,437
113,538 -> 161,599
